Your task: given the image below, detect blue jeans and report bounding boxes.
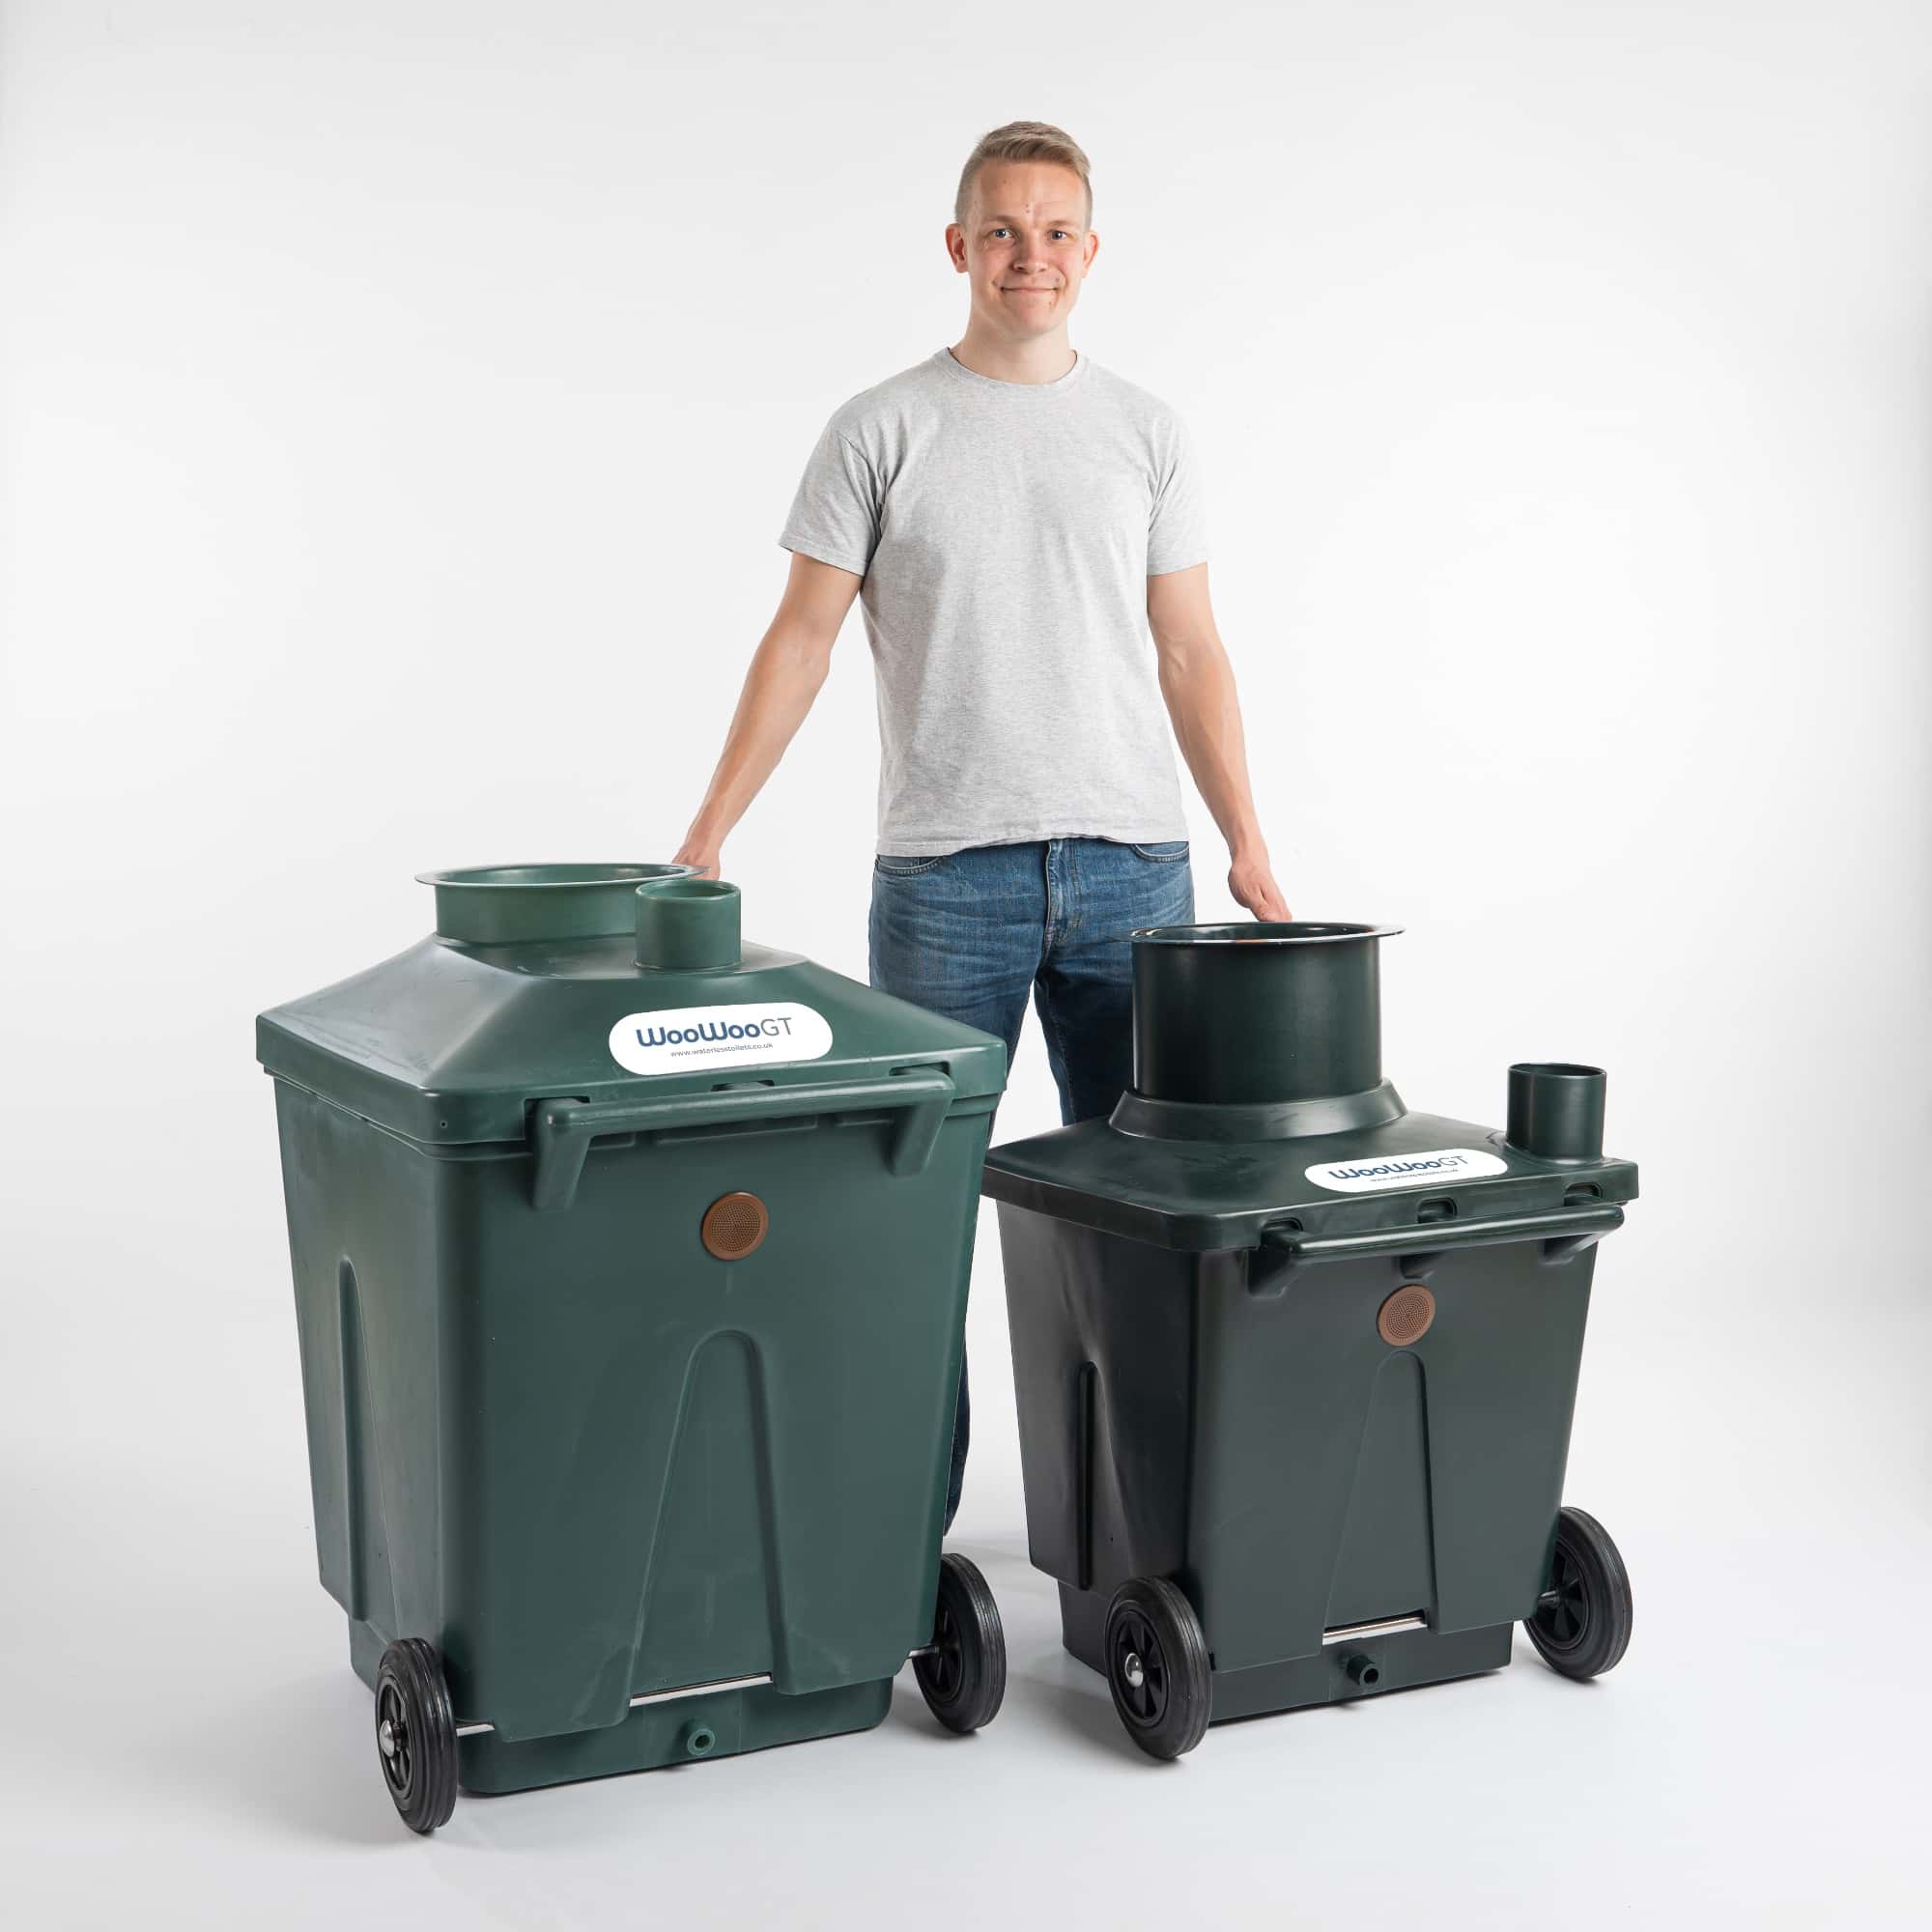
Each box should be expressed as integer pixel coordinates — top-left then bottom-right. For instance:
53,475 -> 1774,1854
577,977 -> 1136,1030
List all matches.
867,837 -> 1196,1530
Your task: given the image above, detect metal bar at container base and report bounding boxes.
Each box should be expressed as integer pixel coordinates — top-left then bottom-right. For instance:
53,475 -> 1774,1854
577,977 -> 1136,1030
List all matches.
627,1671 -> 773,1711
1321,1614 -> 1428,1646
452,1672 -> 775,1738
453,1653 -> 944,1737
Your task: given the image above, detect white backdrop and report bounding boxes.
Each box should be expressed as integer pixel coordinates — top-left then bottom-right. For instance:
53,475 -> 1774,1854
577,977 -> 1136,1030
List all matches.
3,3 -> 1927,1925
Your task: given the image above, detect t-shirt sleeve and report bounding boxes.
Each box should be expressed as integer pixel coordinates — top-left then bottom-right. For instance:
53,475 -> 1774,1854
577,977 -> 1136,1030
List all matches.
1146,415 -> 1208,576
778,420 -> 880,578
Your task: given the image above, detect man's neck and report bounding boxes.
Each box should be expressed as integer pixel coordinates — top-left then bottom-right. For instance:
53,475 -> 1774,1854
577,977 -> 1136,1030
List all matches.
949,326 -> 1077,385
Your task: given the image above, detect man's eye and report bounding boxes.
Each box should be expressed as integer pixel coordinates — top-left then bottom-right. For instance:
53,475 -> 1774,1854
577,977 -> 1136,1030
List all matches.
1051,231 -> 1070,240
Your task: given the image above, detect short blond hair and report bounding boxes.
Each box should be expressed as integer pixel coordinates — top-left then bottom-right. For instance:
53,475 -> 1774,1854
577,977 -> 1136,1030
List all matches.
953,121 -> 1093,228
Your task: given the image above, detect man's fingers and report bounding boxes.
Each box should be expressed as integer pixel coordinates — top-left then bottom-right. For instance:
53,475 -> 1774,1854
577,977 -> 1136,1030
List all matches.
1231,867 -> 1291,923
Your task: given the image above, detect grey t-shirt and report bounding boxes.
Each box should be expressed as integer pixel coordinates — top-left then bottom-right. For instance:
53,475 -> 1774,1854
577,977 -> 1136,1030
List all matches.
779,347 -> 1207,857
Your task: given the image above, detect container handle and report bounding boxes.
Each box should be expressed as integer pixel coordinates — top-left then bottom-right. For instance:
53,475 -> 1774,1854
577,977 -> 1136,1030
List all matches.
527,1067 -> 957,1210
1249,1204 -> 1624,1294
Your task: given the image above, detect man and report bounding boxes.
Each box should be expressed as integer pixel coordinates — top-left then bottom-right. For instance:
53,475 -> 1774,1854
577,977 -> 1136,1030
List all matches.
675,121 -> 1289,1528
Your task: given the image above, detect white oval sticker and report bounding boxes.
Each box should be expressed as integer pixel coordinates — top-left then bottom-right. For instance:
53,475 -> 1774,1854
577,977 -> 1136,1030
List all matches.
609,1002 -> 833,1076
1304,1147 -> 1509,1194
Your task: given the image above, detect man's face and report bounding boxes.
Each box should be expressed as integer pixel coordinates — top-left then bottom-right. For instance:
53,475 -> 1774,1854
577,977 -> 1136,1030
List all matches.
947,162 -> 1098,340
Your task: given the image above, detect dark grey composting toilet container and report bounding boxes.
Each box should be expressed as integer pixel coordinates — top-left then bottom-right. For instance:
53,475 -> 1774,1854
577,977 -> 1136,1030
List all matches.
981,921 -> 1640,1759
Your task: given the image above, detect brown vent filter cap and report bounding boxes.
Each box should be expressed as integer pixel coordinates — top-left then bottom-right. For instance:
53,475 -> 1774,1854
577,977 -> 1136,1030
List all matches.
1378,1283 -> 1435,1347
701,1191 -> 769,1261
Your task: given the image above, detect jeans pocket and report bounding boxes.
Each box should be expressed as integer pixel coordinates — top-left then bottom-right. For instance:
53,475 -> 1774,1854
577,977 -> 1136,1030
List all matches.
873,851 -> 952,879
1128,839 -> 1191,863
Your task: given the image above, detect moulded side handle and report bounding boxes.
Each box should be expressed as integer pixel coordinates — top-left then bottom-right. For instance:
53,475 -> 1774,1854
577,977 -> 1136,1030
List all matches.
527,1067 -> 956,1210
1247,1204 -> 1625,1296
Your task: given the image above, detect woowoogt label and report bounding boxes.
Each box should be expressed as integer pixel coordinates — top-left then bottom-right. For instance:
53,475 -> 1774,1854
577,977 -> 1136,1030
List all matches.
1303,1147 -> 1509,1193
608,1003 -> 834,1075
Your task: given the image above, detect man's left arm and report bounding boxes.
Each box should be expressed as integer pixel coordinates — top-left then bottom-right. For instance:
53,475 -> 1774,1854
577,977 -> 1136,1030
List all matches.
1146,563 -> 1292,921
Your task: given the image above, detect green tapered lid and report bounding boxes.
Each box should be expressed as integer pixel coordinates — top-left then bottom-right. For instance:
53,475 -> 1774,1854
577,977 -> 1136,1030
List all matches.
259,864 -> 1008,1145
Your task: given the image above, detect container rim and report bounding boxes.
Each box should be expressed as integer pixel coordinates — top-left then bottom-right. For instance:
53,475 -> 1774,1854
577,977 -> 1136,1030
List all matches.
415,863 -> 700,891
637,876 -> 736,899
1130,920 -> 1405,946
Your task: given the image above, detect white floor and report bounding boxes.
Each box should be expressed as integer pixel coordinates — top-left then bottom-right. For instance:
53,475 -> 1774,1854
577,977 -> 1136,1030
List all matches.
5,1224 -> 1926,1931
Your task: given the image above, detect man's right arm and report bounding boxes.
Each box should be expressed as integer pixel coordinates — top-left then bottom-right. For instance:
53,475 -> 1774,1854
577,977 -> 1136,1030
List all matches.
674,552 -> 863,878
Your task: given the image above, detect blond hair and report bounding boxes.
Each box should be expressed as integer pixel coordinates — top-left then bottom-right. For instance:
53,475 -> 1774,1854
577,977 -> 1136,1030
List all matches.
953,121 -> 1093,228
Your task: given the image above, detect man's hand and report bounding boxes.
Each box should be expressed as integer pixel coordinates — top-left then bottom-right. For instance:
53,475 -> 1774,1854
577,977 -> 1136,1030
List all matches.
673,841 -> 722,880
1229,846 -> 1291,922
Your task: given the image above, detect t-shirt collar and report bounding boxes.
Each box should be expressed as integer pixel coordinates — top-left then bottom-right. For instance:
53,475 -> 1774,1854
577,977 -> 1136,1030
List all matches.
937,346 -> 1087,393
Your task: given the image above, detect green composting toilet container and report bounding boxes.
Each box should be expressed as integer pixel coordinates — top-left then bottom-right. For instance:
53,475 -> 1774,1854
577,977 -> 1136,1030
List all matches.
258,865 -> 1009,1831
982,921 -> 1637,1759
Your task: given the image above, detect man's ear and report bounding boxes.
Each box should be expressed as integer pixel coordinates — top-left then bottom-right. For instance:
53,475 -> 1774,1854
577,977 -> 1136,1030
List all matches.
945,223 -> 968,272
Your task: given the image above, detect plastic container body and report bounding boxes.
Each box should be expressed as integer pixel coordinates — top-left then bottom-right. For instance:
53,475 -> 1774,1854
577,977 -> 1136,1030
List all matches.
998,1204 -> 1600,1713
263,867 -> 1006,1791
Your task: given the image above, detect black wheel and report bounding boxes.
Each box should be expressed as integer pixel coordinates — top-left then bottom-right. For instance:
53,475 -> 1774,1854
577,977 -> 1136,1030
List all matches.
914,1552 -> 1007,1733
375,1637 -> 458,1833
1524,1506 -> 1634,1681
1104,1577 -> 1211,1760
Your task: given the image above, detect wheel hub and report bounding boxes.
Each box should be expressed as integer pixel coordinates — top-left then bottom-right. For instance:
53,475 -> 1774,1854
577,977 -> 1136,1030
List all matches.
925,1602 -> 963,1702
376,1681 -> 415,1796
1111,1611 -> 1169,1726
1533,1541 -> 1591,1652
